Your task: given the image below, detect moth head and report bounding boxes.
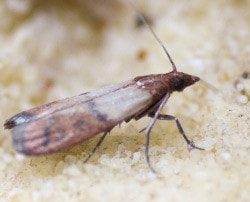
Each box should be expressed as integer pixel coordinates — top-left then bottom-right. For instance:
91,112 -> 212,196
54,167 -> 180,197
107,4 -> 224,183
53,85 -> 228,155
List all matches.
171,71 -> 200,92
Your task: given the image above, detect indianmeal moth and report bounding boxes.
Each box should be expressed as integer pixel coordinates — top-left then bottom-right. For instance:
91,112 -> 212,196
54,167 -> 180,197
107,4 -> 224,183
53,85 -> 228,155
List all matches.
4,9 -> 204,173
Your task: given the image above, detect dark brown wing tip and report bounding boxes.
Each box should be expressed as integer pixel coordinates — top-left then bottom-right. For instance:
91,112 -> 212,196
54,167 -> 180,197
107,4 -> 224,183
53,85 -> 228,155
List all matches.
4,112 -> 33,130
4,119 -> 15,129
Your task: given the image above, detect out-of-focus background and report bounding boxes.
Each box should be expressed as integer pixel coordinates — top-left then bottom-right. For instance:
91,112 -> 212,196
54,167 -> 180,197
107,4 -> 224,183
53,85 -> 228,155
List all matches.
0,0 -> 249,201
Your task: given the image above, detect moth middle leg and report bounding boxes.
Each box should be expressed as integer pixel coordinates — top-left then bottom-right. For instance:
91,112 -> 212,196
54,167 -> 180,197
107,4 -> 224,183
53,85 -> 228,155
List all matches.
148,113 -> 204,150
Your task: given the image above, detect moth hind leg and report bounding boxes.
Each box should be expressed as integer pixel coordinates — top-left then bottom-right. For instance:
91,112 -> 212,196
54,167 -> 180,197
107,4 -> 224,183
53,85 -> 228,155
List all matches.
83,131 -> 109,163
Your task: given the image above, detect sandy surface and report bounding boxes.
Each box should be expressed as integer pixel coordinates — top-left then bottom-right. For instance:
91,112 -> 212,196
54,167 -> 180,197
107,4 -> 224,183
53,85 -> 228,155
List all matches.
0,0 -> 249,201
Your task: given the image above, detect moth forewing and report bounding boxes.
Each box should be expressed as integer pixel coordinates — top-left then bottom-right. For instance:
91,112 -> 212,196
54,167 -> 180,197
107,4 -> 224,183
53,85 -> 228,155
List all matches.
6,79 -> 155,155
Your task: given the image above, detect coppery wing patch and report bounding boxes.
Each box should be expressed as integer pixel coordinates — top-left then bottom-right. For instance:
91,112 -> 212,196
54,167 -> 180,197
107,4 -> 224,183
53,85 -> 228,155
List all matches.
12,111 -> 115,155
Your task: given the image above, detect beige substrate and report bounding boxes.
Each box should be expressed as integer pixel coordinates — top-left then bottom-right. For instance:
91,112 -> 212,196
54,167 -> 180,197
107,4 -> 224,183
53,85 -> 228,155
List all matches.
0,0 -> 249,201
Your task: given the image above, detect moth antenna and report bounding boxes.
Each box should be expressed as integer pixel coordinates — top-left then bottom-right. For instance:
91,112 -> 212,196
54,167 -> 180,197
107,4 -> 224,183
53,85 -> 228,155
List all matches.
129,1 -> 177,72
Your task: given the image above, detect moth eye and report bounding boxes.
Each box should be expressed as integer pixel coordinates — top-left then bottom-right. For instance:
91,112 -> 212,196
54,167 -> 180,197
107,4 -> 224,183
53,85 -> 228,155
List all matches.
174,79 -> 185,91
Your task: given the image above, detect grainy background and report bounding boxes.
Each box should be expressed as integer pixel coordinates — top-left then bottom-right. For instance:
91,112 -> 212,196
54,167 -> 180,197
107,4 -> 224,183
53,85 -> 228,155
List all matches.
0,0 -> 249,201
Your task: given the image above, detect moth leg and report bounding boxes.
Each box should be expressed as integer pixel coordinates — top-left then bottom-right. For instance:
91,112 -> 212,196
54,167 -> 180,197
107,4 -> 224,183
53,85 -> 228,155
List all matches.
139,127 -> 146,133
150,114 -> 204,150
83,131 -> 109,163
144,94 -> 170,173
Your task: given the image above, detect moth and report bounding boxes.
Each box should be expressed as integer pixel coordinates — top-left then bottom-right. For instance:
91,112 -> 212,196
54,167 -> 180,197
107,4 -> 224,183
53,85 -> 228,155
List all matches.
4,11 -> 203,173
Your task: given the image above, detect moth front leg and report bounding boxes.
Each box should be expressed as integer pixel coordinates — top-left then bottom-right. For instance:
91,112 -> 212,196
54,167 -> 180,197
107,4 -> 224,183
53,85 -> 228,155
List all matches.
143,94 -> 170,173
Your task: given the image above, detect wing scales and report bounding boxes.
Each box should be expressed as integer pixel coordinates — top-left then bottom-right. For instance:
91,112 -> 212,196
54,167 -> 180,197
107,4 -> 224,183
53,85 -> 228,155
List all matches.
7,81 -> 153,155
